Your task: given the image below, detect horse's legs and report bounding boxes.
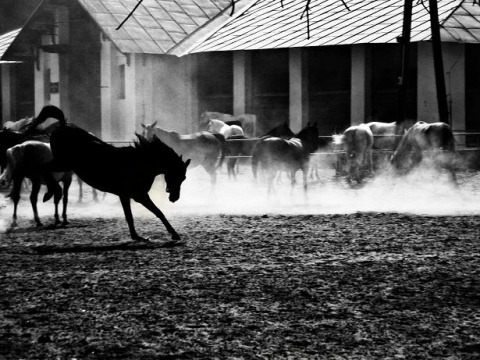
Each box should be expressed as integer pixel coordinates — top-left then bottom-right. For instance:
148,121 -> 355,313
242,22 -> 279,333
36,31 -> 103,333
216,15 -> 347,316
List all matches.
77,176 -> 83,202
227,158 -> 237,179
11,176 -> 23,228
368,150 -> 375,177
136,195 -> 181,241
41,161 -> 64,202
203,160 -> 217,186
92,187 -> 99,202
302,165 -> 309,192
119,196 -> 143,241
61,173 -> 72,225
29,178 -> 43,227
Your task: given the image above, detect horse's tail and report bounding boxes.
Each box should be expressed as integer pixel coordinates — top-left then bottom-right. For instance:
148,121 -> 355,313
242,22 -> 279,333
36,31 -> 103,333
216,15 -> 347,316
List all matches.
0,148 -> 15,189
24,105 -> 66,135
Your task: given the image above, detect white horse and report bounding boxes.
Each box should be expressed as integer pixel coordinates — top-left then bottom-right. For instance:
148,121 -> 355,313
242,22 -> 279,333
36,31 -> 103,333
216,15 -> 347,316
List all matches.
333,124 -> 374,184
206,119 -> 244,139
200,112 -> 256,137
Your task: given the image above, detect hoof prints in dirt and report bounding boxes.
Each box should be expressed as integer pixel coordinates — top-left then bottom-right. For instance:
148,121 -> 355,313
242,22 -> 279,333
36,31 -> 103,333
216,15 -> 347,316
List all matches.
1,213 -> 480,359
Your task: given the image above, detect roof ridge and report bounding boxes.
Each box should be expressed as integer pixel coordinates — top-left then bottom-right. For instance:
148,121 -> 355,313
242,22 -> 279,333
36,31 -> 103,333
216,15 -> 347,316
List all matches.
168,0 -> 259,56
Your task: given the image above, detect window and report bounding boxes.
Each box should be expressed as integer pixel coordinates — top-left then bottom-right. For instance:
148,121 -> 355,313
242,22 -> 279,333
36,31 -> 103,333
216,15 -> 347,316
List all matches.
119,64 -> 125,99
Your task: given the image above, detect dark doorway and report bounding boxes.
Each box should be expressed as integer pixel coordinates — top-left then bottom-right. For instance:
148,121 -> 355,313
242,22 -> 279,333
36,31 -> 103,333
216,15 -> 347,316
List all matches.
197,51 -> 233,121
252,49 -> 289,135
371,44 -> 417,122
466,44 -> 480,147
308,46 -> 351,135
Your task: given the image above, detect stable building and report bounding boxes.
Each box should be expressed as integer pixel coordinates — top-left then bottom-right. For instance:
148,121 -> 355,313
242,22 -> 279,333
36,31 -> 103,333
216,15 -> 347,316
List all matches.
1,0 -> 480,143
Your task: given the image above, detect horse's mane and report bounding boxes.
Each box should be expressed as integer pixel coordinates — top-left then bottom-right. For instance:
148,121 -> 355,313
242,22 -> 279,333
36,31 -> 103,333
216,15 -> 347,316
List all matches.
262,121 -> 294,138
133,133 -> 184,165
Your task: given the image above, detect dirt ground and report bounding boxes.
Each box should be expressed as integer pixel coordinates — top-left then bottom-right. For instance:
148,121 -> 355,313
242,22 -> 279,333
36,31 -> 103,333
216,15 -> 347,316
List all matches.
1,164 -> 480,359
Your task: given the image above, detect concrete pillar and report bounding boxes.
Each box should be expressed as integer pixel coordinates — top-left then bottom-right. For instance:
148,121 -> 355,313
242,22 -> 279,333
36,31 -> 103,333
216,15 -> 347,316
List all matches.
233,50 -> 252,115
1,64 -> 16,123
289,48 -> 308,133
186,54 -> 199,133
57,6 -> 69,116
351,44 -> 371,125
417,41 -> 465,145
49,52 -> 60,107
34,47 -> 47,114
443,43 -> 465,132
417,42 -> 440,123
100,37 -> 115,140
124,53 -> 137,139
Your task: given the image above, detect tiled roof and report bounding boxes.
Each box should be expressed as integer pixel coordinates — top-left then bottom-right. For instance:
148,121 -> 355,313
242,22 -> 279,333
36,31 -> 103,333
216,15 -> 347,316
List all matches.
441,0 -> 480,42
0,28 -> 22,63
77,0 -> 231,54
187,0 -> 469,54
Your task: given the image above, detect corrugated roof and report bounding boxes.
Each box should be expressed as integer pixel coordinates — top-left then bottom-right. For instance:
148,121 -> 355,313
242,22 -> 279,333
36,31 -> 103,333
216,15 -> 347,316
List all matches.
0,28 -> 22,63
76,0 -> 232,54
441,0 -> 480,42
186,0 -> 469,54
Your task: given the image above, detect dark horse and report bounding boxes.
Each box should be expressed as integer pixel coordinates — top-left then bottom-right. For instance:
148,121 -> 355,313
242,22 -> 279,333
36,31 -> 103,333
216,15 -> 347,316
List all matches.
251,123 -> 319,193
390,121 -> 457,184
223,121 -> 296,179
25,106 -> 191,241
0,140 -> 72,228
141,121 -> 222,185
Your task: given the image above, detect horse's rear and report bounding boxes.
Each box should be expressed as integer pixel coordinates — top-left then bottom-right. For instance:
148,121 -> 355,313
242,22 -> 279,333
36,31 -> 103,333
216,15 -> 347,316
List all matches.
180,131 -> 223,183
334,125 -> 374,184
391,121 -> 457,184
0,140 -> 71,228
252,137 -> 306,192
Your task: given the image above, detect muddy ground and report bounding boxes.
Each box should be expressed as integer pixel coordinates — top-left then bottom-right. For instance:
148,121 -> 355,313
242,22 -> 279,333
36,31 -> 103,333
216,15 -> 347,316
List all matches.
1,165 -> 480,359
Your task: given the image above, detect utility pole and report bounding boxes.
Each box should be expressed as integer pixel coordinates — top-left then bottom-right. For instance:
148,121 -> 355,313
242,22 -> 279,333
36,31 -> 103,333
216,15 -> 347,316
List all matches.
429,0 -> 450,124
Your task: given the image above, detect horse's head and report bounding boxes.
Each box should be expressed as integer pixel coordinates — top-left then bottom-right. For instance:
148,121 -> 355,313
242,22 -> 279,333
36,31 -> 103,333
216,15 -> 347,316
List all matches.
390,128 -> 420,173
206,119 -> 224,134
297,122 -> 320,153
164,157 -> 190,202
137,133 -> 190,202
140,121 -> 157,140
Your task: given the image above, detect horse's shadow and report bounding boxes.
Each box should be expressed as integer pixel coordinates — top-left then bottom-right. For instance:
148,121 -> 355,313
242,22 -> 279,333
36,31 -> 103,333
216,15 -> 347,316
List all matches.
31,240 -> 185,255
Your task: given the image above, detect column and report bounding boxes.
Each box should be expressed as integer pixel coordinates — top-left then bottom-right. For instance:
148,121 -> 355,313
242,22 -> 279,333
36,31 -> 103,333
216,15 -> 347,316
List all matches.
417,42 -> 439,123
351,44 -> 371,125
57,6 -> 69,116
1,64 -> 16,123
289,48 -> 308,134
233,50 -> 252,115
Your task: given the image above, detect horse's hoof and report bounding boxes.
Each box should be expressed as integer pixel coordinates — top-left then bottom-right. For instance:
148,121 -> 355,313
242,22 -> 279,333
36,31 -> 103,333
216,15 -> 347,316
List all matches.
171,234 -> 181,241
132,236 -> 151,243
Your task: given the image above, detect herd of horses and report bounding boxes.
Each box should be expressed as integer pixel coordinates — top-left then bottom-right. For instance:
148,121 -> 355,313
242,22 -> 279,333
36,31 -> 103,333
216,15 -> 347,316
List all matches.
0,105 -> 459,241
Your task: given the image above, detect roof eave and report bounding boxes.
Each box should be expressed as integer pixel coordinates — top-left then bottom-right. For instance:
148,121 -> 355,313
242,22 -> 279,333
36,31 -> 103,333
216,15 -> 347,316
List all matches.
168,0 -> 258,57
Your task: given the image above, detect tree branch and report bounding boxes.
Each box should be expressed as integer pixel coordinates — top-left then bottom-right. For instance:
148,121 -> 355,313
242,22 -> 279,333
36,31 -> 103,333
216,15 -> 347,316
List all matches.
116,0 -> 144,30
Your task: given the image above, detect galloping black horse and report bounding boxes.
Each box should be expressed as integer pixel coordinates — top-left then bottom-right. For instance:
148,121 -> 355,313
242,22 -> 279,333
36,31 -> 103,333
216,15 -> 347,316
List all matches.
25,106 -> 190,241
252,123 -> 319,193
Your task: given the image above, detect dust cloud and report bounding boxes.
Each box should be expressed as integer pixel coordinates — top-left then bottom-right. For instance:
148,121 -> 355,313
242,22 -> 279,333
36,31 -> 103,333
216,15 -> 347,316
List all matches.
1,159 -> 480,234
158,159 -> 480,217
